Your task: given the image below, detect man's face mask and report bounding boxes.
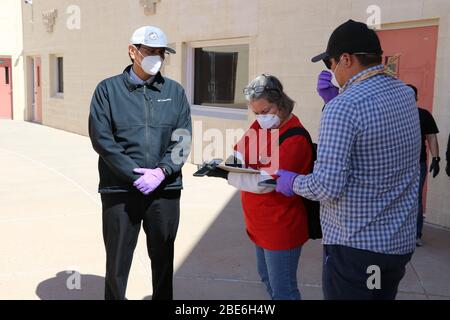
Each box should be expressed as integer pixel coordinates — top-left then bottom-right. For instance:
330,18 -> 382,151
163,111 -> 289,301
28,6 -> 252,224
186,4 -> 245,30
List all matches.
135,47 -> 163,75
331,56 -> 342,88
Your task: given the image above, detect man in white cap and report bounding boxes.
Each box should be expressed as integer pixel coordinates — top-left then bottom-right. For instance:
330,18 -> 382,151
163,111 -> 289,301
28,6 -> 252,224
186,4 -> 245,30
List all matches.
88,26 -> 192,300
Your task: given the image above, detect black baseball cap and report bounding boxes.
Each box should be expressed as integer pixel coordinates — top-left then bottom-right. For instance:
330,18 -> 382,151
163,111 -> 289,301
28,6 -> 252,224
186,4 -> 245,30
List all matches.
311,20 -> 383,65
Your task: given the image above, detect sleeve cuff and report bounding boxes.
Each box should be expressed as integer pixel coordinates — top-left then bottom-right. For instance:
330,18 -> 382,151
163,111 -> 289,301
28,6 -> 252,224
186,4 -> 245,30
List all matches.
158,164 -> 172,177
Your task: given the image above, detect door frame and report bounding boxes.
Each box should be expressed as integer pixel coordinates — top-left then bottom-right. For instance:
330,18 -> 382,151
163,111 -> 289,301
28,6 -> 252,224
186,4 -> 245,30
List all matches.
33,56 -> 42,123
27,55 -> 43,123
0,56 -> 13,119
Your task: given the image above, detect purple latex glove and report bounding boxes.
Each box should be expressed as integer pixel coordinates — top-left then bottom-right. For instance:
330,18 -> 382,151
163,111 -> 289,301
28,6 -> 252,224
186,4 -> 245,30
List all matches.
317,71 -> 339,104
275,169 -> 299,197
133,168 -> 165,195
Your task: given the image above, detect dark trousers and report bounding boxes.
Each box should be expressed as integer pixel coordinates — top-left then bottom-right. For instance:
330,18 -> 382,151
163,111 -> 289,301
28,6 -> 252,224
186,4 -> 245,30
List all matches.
322,245 -> 412,300
101,190 -> 181,300
417,161 -> 428,239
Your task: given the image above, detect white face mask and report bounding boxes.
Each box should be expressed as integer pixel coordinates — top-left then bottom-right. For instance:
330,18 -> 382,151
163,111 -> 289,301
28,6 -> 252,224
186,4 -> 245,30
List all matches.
331,70 -> 340,88
331,58 -> 342,88
256,114 -> 281,129
136,49 -> 163,75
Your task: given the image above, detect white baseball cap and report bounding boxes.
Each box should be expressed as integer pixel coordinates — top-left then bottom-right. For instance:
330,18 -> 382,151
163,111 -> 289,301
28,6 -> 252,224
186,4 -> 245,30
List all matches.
130,26 -> 176,54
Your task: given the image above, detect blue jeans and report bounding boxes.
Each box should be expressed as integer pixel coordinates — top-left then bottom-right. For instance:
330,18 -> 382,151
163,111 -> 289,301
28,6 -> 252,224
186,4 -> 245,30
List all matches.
417,161 -> 428,239
255,245 -> 302,300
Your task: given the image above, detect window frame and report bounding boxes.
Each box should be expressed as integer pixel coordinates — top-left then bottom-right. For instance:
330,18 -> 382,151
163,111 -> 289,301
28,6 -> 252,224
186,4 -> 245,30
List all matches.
56,56 -> 64,95
185,38 -> 250,120
50,54 -> 64,99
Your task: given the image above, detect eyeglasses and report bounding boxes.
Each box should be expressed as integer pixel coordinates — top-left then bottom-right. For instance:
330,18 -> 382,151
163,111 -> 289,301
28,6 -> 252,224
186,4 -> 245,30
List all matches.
243,86 -> 281,100
324,52 -> 378,70
136,45 -> 166,57
324,59 -> 333,70
243,74 -> 282,99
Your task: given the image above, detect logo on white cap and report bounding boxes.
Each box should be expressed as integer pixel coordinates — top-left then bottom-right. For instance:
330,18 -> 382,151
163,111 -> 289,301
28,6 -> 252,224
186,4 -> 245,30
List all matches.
149,32 -> 159,41
130,26 -> 176,54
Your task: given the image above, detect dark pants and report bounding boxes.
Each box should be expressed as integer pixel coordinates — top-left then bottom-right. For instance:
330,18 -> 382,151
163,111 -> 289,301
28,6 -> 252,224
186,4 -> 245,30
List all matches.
322,245 -> 412,300
101,190 -> 181,300
417,161 -> 428,239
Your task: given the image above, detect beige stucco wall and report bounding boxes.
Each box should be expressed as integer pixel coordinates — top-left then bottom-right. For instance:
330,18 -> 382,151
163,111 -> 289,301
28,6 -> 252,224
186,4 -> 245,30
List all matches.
0,0 -> 25,120
20,0 -> 450,227
21,0 -> 258,135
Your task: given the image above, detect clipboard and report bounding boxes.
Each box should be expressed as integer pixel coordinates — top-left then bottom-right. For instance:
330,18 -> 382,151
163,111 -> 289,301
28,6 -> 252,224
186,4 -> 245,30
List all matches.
216,164 -> 260,174
193,159 -> 260,176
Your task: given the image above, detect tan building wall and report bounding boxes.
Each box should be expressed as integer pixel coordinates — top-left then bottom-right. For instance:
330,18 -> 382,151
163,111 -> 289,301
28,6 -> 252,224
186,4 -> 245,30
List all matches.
0,0 -> 25,120
19,0 -> 450,228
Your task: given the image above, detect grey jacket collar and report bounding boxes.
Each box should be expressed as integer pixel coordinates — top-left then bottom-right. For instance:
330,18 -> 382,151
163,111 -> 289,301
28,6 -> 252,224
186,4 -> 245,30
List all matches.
122,65 -> 165,92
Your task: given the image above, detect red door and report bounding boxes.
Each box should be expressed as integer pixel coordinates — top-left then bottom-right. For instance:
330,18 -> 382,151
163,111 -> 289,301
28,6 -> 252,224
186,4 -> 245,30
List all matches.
377,26 -> 439,209
33,57 -> 42,123
377,26 -> 439,114
0,58 -> 12,119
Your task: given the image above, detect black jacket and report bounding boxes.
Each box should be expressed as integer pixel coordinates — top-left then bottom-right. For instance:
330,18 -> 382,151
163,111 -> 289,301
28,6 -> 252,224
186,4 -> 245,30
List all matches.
89,66 -> 192,193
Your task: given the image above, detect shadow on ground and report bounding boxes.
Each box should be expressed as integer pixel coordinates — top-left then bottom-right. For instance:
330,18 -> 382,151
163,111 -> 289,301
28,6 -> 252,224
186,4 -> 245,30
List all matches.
34,190 -> 450,300
173,191 -> 324,300
36,271 -> 104,300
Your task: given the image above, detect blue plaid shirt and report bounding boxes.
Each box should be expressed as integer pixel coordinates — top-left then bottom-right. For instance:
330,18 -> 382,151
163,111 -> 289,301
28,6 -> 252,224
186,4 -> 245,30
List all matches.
294,65 -> 421,255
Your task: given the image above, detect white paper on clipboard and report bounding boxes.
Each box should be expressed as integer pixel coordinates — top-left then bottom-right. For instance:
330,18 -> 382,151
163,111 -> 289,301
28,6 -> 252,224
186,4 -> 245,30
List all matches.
216,164 -> 260,174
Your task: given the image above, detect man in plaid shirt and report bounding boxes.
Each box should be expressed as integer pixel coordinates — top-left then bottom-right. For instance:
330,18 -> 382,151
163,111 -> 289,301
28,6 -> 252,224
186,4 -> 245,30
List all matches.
276,20 -> 421,300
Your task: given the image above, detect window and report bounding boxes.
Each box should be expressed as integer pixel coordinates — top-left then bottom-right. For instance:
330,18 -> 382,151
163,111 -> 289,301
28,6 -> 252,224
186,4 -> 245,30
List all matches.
4,66 -> 9,85
51,55 -> 64,98
57,57 -> 64,93
37,66 -> 40,87
193,45 -> 249,109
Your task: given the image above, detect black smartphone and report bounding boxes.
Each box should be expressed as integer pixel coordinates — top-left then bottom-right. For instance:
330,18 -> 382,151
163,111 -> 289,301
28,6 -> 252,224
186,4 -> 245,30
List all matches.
193,159 -> 223,177
257,179 -> 277,187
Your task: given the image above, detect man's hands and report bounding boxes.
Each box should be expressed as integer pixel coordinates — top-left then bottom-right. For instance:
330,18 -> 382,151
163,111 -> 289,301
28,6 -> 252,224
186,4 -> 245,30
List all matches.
317,71 -> 339,104
430,157 -> 440,178
275,169 -> 299,197
133,168 -> 166,195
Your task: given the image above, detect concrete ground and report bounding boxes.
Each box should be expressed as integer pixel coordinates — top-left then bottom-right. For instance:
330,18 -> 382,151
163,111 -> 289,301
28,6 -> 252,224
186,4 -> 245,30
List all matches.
0,120 -> 449,300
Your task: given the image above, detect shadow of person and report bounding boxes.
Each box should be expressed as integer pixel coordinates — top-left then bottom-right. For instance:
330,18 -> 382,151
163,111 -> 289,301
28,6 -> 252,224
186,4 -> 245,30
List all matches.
36,271 -> 104,300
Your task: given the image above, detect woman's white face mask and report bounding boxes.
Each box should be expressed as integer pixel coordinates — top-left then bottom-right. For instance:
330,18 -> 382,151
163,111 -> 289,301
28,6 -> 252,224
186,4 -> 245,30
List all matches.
256,113 -> 281,129
135,47 -> 163,75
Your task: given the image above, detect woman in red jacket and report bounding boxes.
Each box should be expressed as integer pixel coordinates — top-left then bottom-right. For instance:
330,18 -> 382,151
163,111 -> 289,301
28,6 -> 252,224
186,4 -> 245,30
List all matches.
206,74 -> 314,300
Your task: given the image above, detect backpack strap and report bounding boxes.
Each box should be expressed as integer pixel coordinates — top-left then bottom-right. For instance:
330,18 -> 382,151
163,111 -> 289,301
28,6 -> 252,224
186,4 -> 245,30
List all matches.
279,127 -> 322,239
279,127 -> 317,159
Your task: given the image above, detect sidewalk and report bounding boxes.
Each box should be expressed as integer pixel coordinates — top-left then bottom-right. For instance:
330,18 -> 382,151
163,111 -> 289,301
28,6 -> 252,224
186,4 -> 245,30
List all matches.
0,120 -> 449,300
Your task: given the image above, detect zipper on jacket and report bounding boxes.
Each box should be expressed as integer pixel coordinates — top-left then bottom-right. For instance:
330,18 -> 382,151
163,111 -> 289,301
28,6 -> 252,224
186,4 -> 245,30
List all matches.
143,86 -> 151,168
